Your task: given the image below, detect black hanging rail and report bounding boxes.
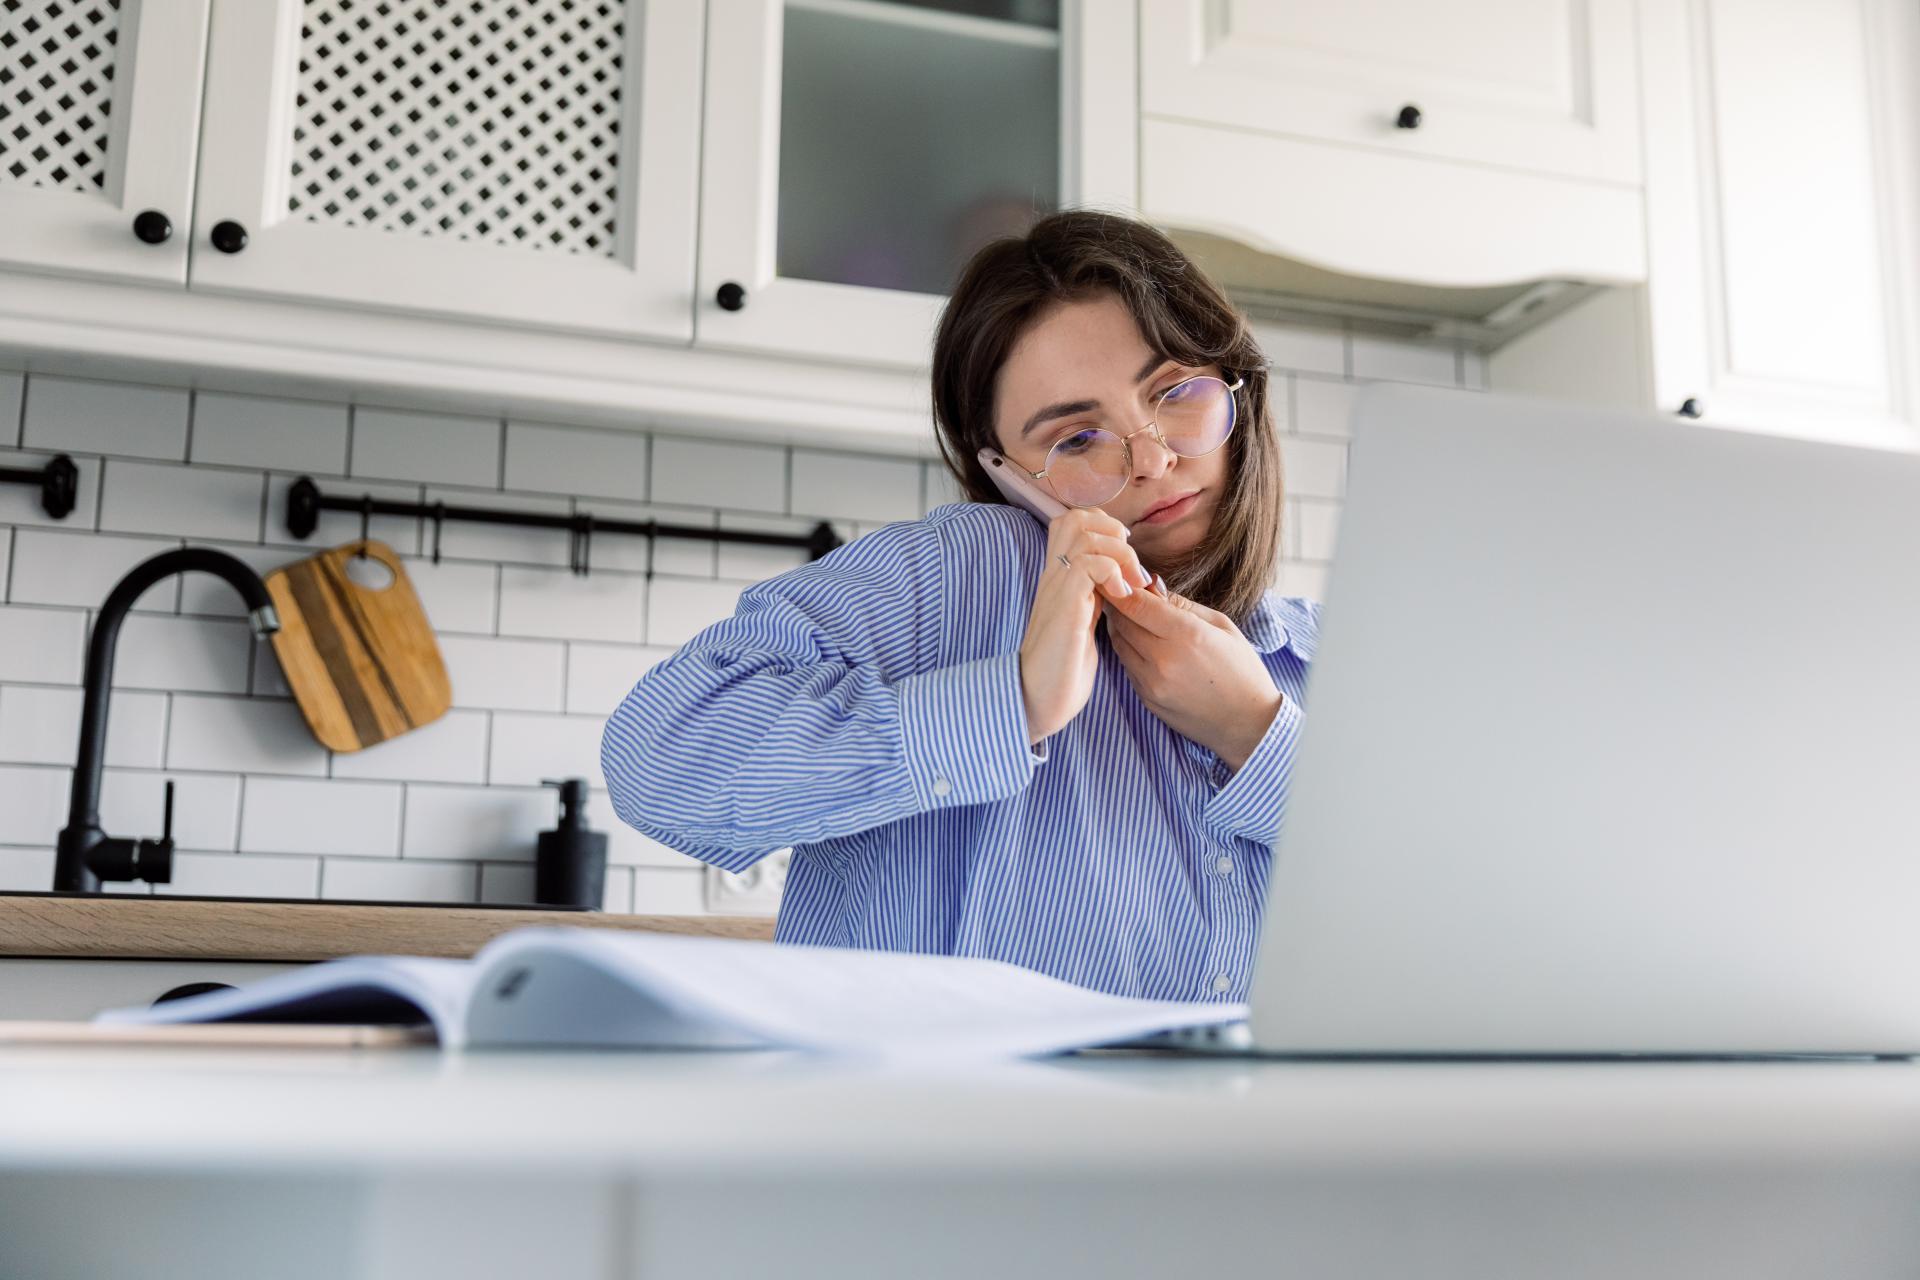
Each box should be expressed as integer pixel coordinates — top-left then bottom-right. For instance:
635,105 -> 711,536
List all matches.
285,476 -> 842,575
0,453 -> 79,519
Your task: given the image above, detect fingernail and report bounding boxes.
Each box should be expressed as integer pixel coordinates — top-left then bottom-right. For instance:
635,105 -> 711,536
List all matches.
1116,580 -> 1133,597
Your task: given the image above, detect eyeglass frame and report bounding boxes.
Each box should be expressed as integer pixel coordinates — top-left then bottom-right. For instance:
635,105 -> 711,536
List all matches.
1013,372 -> 1247,508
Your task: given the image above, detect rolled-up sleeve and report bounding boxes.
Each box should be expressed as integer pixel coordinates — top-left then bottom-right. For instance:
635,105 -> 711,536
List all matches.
600,517 -> 1044,873
1201,692 -> 1304,848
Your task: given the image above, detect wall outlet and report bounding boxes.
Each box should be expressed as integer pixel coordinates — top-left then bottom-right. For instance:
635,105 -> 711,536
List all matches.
703,847 -> 790,915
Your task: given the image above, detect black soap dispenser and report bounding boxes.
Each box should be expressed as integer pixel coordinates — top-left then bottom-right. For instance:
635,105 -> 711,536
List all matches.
535,777 -> 608,910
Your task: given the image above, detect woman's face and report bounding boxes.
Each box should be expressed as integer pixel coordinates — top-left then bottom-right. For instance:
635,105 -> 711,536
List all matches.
990,291 -> 1231,566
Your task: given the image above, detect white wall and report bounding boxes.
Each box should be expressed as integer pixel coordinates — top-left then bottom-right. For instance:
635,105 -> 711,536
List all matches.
0,322 -> 1484,912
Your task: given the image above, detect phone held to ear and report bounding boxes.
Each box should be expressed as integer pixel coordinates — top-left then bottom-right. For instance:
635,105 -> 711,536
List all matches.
977,447 -> 1167,597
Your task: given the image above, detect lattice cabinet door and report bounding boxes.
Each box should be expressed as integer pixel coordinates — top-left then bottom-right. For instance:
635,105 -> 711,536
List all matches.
189,0 -> 701,341
0,0 -> 212,285
695,0 -> 1137,369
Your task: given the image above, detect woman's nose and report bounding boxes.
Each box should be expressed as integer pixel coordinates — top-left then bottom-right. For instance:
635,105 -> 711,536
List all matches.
1130,426 -> 1177,481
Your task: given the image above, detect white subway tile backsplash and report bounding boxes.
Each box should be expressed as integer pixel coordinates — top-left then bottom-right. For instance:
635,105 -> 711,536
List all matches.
240,776 -> 403,856
574,499 -> 716,577
1293,378 -> 1357,438
322,855 -> 476,903
156,851 -> 319,899
646,577 -> 744,648
478,860 -> 537,905
264,473 -> 421,553
403,782 -> 550,861
99,460 -> 262,542
403,557 -> 498,634
1250,321 -> 1347,377
1349,334 -> 1459,388
498,565 -> 645,644
0,763 -> 67,845
191,392 -> 349,474
1282,437 -> 1347,500
424,487 -> 570,566
166,694 -> 327,776
329,709 -> 489,785
649,436 -> 785,513
922,461 -> 964,514
0,846 -> 55,891
111,614 -> 254,694
100,770 -> 241,851
0,448 -> 101,530
714,512 -> 855,581
790,449 -> 922,524
565,642 -> 671,716
440,634 -> 565,712
1295,501 -> 1341,563
0,605 -> 86,683
0,685 -> 166,768
1279,560 -> 1329,602
488,712 -> 604,788
24,376 -> 190,461
352,407 -> 501,488
632,866 -> 706,915
0,372 -> 22,448
8,529 -> 180,612
504,421 -> 649,500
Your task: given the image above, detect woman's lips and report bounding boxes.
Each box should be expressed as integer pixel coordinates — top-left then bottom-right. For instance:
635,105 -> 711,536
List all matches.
1139,491 -> 1201,525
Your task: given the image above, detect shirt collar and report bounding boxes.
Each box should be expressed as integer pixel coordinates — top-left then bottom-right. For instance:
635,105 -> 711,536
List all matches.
1243,590 -> 1318,662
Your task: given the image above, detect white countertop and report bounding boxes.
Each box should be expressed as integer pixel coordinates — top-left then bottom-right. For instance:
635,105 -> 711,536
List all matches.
6,1046 -> 1920,1278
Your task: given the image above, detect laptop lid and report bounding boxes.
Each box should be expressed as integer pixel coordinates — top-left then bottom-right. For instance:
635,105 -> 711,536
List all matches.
1247,382 -> 1920,1055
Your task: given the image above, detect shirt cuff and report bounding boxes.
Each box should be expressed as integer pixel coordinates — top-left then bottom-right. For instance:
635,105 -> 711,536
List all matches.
1202,694 -> 1303,845
896,652 -> 1046,810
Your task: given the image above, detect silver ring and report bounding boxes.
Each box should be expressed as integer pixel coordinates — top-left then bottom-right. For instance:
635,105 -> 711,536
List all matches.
1056,553 -> 1072,570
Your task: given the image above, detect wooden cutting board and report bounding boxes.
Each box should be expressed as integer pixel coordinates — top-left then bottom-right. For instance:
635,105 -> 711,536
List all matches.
264,539 -> 451,752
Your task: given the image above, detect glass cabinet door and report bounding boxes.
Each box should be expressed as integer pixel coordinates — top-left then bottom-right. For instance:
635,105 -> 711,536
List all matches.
189,0 -> 703,340
0,0 -> 211,286
698,0 -> 1136,368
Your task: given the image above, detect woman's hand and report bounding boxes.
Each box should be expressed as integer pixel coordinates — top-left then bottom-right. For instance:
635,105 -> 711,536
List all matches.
1019,508 -> 1155,744
1101,586 -> 1284,772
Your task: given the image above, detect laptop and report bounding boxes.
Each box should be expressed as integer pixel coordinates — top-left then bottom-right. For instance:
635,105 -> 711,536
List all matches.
1140,381 -> 1920,1060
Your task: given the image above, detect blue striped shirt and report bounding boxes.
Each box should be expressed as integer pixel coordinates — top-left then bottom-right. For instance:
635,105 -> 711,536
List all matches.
599,501 -> 1319,1003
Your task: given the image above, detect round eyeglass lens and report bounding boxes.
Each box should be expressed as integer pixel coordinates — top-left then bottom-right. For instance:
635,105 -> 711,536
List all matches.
1043,376 -> 1239,506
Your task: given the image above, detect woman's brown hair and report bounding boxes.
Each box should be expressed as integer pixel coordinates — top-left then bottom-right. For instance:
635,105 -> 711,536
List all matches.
930,209 -> 1285,626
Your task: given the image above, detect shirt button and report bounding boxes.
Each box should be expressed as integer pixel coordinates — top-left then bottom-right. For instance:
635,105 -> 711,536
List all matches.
1211,973 -> 1233,994
931,776 -> 952,798
1215,856 -> 1233,877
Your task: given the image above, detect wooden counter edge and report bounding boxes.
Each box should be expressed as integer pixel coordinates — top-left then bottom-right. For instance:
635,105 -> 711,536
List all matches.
0,895 -> 776,962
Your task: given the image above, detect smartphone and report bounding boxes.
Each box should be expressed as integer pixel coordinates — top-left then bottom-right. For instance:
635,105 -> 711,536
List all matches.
977,447 -> 1166,596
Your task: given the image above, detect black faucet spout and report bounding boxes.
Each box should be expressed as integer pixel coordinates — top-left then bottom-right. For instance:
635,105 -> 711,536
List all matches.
53,548 -> 282,894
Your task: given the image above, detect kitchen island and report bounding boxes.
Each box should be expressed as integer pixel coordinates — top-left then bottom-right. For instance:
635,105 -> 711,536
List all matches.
2,1043 -> 1918,1278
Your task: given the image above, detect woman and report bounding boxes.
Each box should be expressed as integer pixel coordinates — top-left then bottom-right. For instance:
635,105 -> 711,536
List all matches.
601,210 -> 1318,1003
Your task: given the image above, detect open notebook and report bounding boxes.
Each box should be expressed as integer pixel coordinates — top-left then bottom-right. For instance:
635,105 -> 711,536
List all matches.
95,926 -> 1249,1060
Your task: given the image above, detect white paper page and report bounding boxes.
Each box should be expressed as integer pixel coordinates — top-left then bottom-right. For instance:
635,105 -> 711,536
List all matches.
467,928 -> 1248,1060
93,956 -> 476,1045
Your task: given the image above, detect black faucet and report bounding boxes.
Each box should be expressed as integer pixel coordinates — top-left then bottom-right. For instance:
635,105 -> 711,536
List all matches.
53,548 -> 282,893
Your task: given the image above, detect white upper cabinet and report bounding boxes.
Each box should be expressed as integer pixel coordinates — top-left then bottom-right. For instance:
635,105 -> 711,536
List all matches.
695,0 -> 1138,369
187,0 -> 703,341
1137,0 -> 1647,288
1635,0 -> 1917,448
0,0 -> 211,287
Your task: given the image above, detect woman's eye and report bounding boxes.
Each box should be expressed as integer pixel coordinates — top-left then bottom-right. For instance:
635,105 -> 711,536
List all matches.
1161,379 -> 1200,404
1054,428 -> 1101,455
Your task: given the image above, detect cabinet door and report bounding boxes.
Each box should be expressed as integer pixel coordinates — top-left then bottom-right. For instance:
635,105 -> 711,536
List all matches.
1141,0 -> 1642,187
696,0 -> 1137,370
0,0 -> 210,286
188,0 -> 702,341
1638,0 -> 1918,448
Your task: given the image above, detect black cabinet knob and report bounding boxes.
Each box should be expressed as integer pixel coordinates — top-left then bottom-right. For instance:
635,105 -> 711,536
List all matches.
131,210 -> 173,244
1677,397 -> 1705,418
210,220 -> 249,254
715,281 -> 747,312
1395,104 -> 1423,129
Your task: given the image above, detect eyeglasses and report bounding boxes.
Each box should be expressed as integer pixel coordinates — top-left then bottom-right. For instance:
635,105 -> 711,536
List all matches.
1020,374 -> 1244,508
